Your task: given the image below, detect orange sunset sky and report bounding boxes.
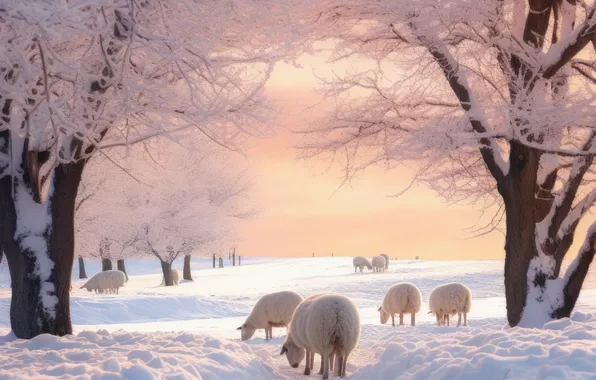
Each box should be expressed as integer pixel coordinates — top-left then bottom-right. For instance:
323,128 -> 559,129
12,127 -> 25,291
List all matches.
236,55 -> 595,261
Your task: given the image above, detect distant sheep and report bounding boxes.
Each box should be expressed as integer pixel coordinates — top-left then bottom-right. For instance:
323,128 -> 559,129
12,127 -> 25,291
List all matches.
352,256 -> 372,273
281,294 -> 360,379
380,254 -> 390,270
238,291 -> 303,341
379,283 -> 421,326
371,255 -> 386,273
429,283 -> 472,327
160,268 -> 180,286
80,270 -> 126,294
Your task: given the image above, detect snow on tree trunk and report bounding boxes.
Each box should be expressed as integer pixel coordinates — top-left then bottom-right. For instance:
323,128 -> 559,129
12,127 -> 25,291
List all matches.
161,261 -> 173,286
183,255 -> 193,281
102,259 -> 113,272
0,138 -> 85,338
117,259 -> 128,282
78,257 -> 87,279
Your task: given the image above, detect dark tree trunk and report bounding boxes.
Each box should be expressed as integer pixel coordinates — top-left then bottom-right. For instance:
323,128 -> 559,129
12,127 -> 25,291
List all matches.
233,252 -> 236,266
239,256 -> 241,266
161,260 -> 173,286
218,257 -> 223,268
213,253 -> 216,268
101,258 -> 112,271
183,254 -> 193,281
78,257 -> 87,279
0,158 -> 86,339
116,259 -> 128,281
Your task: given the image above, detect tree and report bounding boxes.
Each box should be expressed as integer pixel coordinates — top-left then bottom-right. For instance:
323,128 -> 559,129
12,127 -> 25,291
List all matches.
285,0 -> 596,327
0,1 -> 278,338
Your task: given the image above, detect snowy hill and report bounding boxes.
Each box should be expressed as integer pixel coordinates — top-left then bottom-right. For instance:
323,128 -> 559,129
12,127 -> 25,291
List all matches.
0,257 -> 595,379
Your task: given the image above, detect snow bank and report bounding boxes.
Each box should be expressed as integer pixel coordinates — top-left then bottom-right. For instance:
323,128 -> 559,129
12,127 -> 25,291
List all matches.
0,330 -> 278,379
351,314 -> 596,379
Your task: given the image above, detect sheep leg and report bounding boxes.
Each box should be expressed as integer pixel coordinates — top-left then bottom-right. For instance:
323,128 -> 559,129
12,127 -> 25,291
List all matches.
265,326 -> 269,340
399,313 -> 404,325
341,355 -> 348,377
457,312 -> 462,327
411,313 -> 416,327
269,324 -> 274,339
329,351 -> 334,373
310,351 -> 314,370
391,314 -> 395,327
436,314 -> 440,326
304,350 -> 311,375
464,312 -> 467,326
334,353 -> 341,376
446,315 -> 450,326
319,355 -> 324,374
322,354 -> 330,380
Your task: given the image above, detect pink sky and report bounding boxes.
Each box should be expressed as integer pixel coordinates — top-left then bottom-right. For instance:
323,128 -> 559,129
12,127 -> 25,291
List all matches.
236,60 -> 593,260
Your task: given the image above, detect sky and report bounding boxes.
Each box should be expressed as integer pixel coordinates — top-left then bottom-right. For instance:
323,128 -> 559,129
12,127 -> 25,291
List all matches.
236,56 -> 510,260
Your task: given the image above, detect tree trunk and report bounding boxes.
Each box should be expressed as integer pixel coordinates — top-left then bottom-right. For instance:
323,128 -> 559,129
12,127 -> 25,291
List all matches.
101,258 -> 112,271
213,253 -> 215,268
233,252 -> 236,266
78,257 -> 87,279
219,257 -> 223,268
0,158 -> 86,339
161,260 -> 173,286
116,259 -> 128,281
183,254 -> 193,281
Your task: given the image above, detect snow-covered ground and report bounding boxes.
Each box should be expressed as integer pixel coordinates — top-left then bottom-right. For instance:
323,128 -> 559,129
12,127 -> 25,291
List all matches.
0,257 -> 595,379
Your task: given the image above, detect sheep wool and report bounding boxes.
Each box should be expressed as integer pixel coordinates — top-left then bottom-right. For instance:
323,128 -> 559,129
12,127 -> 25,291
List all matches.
352,257 -> 372,273
429,282 -> 472,327
305,294 -> 360,379
379,283 -> 422,326
80,270 -> 126,294
380,254 -> 390,270
238,290 -> 303,341
371,256 -> 386,273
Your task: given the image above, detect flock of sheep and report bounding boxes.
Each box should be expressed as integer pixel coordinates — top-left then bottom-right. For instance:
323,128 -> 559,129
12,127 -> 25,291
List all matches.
353,254 -> 390,273
236,260 -> 472,379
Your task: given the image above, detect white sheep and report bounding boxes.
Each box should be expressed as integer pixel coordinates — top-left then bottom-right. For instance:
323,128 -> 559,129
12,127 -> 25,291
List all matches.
281,294 -> 360,379
380,253 -> 390,270
428,283 -> 472,327
378,283 -> 421,327
352,256 -> 372,273
281,294 -> 336,376
371,255 -> 386,273
237,290 -> 303,341
80,270 -> 126,294
160,268 -> 180,286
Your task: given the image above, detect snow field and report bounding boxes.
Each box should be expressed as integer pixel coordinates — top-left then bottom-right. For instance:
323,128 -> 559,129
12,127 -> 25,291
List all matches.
0,257 -> 595,379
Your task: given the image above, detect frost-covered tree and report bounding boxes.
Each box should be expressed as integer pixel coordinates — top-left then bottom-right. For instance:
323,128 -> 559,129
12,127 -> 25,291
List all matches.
285,0 -> 596,327
0,1 -> 279,338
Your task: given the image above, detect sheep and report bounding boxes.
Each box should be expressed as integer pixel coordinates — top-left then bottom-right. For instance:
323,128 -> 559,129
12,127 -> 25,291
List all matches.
352,256 -> 372,273
80,270 -> 126,295
428,283 -> 472,327
380,253 -> 390,270
281,294 -> 336,376
371,255 -> 386,273
378,283 -> 421,327
159,268 -> 180,286
281,294 -> 360,379
237,290 -> 303,341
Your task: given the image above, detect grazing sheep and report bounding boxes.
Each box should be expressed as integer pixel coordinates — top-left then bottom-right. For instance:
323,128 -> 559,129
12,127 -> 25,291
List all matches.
379,283 -> 421,327
80,270 -> 126,294
160,268 -> 180,286
281,294 -> 336,376
281,294 -> 360,379
371,255 -> 386,273
428,283 -> 472,327
352,256 -> 372,273
380,254 -> 390,270
237,291 -> 303,341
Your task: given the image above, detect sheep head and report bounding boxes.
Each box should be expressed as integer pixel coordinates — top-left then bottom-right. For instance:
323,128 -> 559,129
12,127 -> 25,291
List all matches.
280,336 -> 304,369
378,307 -> 390,324
238,322 -> 256,341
